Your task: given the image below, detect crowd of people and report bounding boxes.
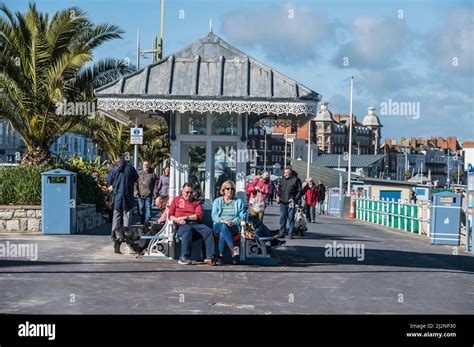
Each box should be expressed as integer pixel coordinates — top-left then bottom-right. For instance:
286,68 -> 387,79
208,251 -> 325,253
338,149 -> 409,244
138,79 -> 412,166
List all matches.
105,155 -> 327,265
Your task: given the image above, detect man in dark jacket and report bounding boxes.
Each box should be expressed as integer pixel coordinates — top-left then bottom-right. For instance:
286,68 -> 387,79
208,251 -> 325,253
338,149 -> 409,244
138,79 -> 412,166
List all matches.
134,161 -> 156,224
276,166 -> 303,239
317,180 -> 326,215
106,155 -> 139,253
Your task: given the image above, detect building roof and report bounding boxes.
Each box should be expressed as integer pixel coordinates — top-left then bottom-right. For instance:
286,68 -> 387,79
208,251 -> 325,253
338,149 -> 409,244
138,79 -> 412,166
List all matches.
462,140 -> 474,148
291,160 -> 358,187
362,106 -> 382,127
95,32 -> 321,118
314,101 -> 334,122
312,154 -> 385,168
360,177 -> 421,187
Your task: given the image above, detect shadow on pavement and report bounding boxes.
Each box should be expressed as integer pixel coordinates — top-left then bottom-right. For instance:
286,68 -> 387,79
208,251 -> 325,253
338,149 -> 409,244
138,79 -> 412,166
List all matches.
1,246 -> 473,274
274,245 -> 474,273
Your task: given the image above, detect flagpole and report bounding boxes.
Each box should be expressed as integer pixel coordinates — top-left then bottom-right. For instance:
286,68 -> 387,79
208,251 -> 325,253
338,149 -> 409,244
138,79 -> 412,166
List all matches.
347,76 -> 354,196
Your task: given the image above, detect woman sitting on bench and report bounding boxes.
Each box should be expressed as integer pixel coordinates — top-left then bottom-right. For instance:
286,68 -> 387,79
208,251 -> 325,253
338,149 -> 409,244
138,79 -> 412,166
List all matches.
211,180 -> 247,265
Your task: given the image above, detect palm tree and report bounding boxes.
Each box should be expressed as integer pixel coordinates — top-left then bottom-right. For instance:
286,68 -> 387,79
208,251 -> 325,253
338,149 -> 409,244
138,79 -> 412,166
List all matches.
0,3 -> 125,165
76,114 -> 132,164
140,123 -> 169,169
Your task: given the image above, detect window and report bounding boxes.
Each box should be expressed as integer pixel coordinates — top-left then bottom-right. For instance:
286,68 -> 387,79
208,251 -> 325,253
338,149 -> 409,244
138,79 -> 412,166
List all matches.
213,143 -> 237,200
74,138 -> 79,153
211,112 -> 237,135
0,122 -> 3,145
181,112 -> 207,135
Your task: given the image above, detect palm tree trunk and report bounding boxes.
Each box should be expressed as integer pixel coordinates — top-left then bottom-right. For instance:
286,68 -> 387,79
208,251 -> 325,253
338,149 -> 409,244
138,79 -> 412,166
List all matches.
21,146 -> 53,166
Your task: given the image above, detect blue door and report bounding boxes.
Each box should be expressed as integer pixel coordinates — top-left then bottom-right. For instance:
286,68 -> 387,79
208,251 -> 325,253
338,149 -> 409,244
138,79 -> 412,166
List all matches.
379,190 -> 401,201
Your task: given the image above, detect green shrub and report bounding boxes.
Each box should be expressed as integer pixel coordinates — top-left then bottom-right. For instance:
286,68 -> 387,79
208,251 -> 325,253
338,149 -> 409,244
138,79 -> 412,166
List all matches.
0,157 -> 106,211
0,165 -> 46,205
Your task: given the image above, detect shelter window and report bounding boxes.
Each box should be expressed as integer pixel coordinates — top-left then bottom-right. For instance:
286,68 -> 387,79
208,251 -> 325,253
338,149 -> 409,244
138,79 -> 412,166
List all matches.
211,112 -> 237,135
181,112 -> 207,135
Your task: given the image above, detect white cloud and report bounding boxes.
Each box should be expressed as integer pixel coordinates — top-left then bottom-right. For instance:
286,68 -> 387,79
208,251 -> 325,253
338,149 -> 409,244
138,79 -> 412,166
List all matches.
332,16 -> 410,69
220,3 -> 336,64
423,8 -> 474,74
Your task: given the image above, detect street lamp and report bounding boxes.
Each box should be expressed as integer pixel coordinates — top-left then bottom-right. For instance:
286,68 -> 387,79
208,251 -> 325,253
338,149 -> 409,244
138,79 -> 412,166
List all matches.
263,129 -> 267,172
306,115 -> 317,179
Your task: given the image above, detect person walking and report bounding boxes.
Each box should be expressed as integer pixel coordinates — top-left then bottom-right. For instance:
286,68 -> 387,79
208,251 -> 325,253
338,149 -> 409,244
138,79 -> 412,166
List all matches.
135,161 -> 156,225
317,180 -> 326,215
303,178 -> 319,223
267,181 -> 275,206
276,166 -> 302,239
154,165 -> 170,201
248,172 -> 270,222
106,155 -> 139,253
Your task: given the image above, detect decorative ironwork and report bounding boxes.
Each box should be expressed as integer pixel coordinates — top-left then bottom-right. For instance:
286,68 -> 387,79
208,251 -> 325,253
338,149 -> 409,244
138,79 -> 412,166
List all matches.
97,97 -> 318,116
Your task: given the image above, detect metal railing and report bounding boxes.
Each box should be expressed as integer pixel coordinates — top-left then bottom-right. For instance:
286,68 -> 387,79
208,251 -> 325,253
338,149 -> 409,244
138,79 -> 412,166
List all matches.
354,197 -> 431,235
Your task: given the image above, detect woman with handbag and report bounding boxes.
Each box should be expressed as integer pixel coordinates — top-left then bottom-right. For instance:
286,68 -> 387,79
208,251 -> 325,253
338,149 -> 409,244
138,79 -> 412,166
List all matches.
248,172 -> 270,222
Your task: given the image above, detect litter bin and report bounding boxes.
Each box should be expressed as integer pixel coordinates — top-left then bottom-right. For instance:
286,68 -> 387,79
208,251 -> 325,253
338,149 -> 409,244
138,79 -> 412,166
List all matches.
41,168 -> 77,234
430,191 -> 461,245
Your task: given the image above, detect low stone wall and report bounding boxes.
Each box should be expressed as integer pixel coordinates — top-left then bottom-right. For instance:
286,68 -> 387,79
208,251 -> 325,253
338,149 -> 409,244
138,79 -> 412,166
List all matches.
0,204 -> 106,233
76,204 -> 106,233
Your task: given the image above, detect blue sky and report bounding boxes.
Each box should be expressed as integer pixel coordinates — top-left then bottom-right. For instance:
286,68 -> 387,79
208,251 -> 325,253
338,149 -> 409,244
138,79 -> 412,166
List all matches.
4,0 -> 474,142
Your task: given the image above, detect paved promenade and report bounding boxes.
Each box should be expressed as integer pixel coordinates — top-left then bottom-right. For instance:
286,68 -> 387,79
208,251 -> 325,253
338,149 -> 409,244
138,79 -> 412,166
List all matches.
1,205 -> 473,314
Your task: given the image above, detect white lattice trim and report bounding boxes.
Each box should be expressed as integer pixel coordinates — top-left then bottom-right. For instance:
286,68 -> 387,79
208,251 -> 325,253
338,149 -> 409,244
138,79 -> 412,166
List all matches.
97,97 -> 318,116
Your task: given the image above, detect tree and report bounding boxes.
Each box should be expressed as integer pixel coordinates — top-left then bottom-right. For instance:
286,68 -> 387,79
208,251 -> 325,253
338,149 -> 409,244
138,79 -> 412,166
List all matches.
139,123 -> 169,169
404,170 -> 412,180
0,3 -> 126,165
75,114 -> 132,164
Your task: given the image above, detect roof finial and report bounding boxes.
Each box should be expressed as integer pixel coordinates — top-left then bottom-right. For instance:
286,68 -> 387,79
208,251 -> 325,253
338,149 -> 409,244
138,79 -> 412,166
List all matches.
209,18 -> 213,33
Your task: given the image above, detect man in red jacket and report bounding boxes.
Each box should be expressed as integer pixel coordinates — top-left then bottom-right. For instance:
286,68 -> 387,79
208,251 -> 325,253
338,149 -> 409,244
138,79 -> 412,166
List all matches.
303,178 -> 320,223
169,183 -> 216,265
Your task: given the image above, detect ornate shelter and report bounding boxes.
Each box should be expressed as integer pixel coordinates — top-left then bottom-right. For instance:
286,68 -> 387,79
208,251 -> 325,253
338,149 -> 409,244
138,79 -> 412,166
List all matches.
95,31 -> 321,203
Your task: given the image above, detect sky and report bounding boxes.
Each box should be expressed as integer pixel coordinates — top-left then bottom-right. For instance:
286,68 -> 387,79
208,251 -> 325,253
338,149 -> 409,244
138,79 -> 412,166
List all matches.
4,0 -> 474,142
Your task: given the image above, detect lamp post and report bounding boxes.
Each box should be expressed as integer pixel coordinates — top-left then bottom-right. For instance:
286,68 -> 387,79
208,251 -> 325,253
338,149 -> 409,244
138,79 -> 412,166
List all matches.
306,117 -> 314,179
446,149 -> 451,189
263,129 -> 267,172
347,76 -> 354,196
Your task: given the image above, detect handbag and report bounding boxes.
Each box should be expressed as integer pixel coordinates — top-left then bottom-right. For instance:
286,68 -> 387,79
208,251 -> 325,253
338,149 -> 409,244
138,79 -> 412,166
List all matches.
250,191 -> 265,213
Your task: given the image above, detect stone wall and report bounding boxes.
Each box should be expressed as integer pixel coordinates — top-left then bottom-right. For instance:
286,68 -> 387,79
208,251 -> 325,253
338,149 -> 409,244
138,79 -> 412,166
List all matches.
0,205 -> 105,233
76,204 -> 106,233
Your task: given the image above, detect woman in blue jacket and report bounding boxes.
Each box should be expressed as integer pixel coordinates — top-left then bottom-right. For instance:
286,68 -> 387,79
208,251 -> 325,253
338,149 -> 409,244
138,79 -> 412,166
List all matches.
212,180 -> 247,264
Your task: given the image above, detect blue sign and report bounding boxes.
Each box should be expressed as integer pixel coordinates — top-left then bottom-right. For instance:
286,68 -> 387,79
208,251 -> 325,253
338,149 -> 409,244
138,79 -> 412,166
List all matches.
131,127 -> 143,136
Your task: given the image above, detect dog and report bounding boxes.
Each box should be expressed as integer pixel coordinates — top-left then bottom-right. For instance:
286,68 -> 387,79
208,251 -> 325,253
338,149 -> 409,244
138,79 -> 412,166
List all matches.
293,206 -> 308,236
113,222 -> 155,254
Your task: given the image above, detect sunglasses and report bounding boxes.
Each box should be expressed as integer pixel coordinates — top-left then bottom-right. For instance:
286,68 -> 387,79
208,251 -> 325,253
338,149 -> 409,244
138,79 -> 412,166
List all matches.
224,187 -> 235,191
184,191 -> 193,194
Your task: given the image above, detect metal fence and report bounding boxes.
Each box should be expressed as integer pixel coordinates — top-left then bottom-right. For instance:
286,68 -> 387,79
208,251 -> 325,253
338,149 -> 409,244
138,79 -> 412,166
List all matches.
354,197 -> 431,235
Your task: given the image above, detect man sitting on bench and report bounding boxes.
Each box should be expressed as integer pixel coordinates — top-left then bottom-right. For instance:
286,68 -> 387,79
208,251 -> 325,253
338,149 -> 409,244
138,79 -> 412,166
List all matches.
168,183 -> 217,266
